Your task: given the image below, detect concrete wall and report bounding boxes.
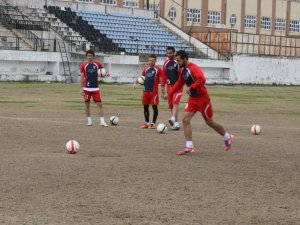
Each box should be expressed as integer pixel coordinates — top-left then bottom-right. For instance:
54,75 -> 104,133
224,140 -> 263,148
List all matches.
0,51 -> 299,85
230,55 -> 300,84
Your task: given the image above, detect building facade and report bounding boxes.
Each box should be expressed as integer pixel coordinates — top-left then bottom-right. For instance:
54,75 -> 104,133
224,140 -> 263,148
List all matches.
71,0 -> 300,37
160,0 -> 300,37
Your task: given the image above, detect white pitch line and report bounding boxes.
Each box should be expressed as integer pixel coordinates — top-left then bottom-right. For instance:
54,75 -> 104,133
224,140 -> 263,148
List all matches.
0,116 -> 299,131
0,116 -> 79,125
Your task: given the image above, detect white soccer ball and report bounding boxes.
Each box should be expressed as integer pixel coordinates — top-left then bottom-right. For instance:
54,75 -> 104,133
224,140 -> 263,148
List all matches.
110,116 -> 119,126
98,68 -> 106,77
137,76 -> 145,85
157,123 -> 168,133
66,140 -> 80,154
251,124 -> 261,135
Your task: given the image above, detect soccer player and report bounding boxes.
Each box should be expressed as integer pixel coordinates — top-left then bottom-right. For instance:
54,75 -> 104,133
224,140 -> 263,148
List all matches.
161,46 -> 182,130
133,54 -> 162,129
80,50 -> 109,127
169,50 -> 234,155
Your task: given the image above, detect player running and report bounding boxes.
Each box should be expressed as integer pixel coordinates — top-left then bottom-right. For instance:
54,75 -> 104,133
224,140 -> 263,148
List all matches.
80,50 -> 109,127
161,47 -> 182,130
169,50 -> 234,155
133,54 -> 163,129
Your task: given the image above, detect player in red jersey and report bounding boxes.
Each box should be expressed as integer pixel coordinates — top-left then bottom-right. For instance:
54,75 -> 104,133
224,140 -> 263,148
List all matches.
161,47 -> 182,130
80,50 -> 109,127
133,54 -> 163,129
169,50 -> 234,155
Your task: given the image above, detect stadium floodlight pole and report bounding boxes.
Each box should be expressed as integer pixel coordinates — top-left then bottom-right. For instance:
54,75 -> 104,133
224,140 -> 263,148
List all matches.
229,14 -> 237,59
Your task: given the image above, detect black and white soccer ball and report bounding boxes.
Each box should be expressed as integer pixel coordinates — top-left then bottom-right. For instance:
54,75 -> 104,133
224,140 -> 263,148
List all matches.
157,123 -> 168,133
110,116 -> 119,126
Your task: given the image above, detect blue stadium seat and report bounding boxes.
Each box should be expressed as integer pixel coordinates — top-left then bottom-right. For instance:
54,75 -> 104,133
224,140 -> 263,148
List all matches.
75,10 -> 193,55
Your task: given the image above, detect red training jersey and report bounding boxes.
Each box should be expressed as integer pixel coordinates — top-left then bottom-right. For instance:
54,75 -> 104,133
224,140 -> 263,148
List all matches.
141,65 -> 162,93
170,62 -> 208,98
161,59 -> 180,87
80,61 -> 103,90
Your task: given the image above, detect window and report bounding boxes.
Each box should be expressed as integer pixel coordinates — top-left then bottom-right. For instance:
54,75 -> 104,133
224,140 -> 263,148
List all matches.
100,0 -> 116,5
187,9 -> 200,23
261,16 -> 271,30
123,1 -> 138,8
168,7 -> 176,21
275,18 -> 285,31
245,15 -> 256,28
144,3 -> 159,10
78,0 -> 93,3
290,20 -> 300,32
208,11 -> 220,24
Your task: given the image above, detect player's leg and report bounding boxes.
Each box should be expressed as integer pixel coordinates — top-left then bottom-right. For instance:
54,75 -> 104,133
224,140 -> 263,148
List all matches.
168,87 -> 182,130
200,98 -> 234,151
85,101 -> 92,125
93,91 -> 108,127
149,93 -> 158,128
171,103 -> 180,130
167,86 -> 176,126
140,104 -> 150,128
178,111 -> 196,155
140,92 -> 151,128
83,91 -> 92,126
149,105 -> 158,129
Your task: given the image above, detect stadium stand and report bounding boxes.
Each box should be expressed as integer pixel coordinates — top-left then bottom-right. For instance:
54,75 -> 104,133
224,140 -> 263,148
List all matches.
42,5 -> 195,55
75,10 -> 194,55
45,5 -> 123,54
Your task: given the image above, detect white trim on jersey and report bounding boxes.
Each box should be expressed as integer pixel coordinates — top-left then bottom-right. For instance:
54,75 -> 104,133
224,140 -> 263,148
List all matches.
164,59 -> 170,70
174,93 -> 182,101
83,87 -> 99,92
153,94 -> 158,104
185,68 -> 195,82
204,103 -> 210,120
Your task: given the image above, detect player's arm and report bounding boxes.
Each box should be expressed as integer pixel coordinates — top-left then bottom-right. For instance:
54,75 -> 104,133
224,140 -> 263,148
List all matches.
161,63 -> 167,97
80,64 -> 85,96
133,68 -> 145,89
80,72 -> 85,96
188,66 -> 206,91
169,72 -> 185,96
97,62 -> 110,77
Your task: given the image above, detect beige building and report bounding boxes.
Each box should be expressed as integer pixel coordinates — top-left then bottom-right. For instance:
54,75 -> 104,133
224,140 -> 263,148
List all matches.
72,0 -> 300,37
159,0 -> 300,37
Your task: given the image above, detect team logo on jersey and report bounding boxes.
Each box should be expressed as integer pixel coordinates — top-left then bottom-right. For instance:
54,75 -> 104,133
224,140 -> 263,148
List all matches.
167,65 -> 175,70
182,70 -> 190,81
93,65 -> 96,69
146,72 -> 154,78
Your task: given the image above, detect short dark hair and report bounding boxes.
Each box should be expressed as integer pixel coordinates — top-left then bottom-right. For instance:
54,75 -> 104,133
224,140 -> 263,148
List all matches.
149,54 -> 157,60
175,50 -> 189,60
166,46 -> 175,52
86,50 -> 95,57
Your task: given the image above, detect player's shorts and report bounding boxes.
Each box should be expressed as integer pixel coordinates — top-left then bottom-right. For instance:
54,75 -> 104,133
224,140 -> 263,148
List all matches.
142,92 -> 159,106
167,85 -> 183,109
184,95 -> 213,121
83,90 -> 101,102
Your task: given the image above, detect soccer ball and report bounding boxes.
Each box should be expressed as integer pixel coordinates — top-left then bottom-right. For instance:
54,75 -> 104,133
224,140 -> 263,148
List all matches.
137,76 -> 145,85
66,140 -> 80,154
110,116 -> 119,126
157,123 -> 168,133
98,68 -> 106,77
251,124 -> 261,135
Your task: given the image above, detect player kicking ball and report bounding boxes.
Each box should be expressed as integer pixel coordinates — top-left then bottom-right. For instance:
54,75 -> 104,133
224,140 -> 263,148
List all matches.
161,47 -> 182,130
169,50 -> 234,155
80,50 -> 109,127
133,54 -> 162,129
